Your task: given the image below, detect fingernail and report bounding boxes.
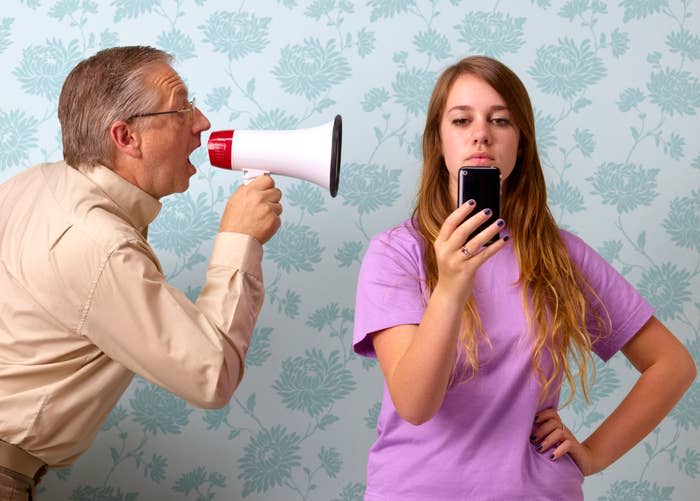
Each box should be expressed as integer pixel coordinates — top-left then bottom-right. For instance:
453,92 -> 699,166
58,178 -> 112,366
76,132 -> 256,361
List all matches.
549,454 -> 556,460
483,208 -> 492,216
536,444 -> 542,451
496,219 -> 505,227
503,236 -> 510,242
467,199 -> 476,206
529,435 -> 536,441
534,415 -> 539,422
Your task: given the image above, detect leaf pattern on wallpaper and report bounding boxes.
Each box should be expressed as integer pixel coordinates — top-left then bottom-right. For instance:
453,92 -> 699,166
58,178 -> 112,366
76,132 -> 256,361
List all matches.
587,162 -> 659,214
637,263 -> 693,322
130,383 -> 192,435
156,28 -> 196,62
454,11 -> 526,58
339,162 -> 401,215
0,18 -> 13,55
238,425 -> 302,497
14,39 -> 82,100
112,0 -> 161,23
248,108 -> 301,129
663,190 -> 700,253
286,181 -> 327,215
412,27 -> 452,61
149,192 -> 219,257
391,67 -> 436,116
666,29 -> 700,60
529,38 -> 607,99
0,109 -> 38,171
246,327 -> 273,368
367,0 -> 416,22
273,349 -> 355,416
273,38 -> 351,100
647,67 -> 700,115
266,222 -> 324,273
199,11 -> 272,61
599,479 -> 673,500
173,466 -> 226,499
620,0 -> 669,23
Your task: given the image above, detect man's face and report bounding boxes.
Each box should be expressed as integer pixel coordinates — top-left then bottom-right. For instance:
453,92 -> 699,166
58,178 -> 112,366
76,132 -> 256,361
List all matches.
134,62 -> 211,199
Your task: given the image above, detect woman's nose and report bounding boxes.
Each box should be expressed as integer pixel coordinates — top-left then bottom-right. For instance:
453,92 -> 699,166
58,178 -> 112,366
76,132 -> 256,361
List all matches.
470,119 -> 490,144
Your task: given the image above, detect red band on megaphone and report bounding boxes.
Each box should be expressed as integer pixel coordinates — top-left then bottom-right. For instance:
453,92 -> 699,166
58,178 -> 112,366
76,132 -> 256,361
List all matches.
208,130 -> 235,169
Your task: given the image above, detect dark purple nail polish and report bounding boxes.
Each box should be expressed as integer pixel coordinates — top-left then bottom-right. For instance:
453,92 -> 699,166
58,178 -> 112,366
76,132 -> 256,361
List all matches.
549,454 -> 556,460
467,199 -> 476,206
503,236 -> 510,242
483,208 -> 492,216
534,415 -> 539,422
536,444 -> 542,451
529,435 -> 536,441
496,219 -> 505,227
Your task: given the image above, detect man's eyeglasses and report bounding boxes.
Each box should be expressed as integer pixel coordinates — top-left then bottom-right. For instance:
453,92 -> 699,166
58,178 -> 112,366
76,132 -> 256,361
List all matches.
126,98 -> 196,121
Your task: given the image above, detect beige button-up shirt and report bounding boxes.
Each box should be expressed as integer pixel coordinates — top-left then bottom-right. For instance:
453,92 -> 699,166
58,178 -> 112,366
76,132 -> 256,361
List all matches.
0,161 -> 263,467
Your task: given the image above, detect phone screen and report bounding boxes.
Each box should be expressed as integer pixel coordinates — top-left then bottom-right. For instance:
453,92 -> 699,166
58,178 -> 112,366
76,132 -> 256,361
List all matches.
457,166 -> 501,245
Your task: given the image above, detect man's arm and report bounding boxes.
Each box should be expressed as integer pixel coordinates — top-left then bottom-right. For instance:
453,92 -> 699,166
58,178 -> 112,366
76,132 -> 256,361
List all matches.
82,176 -> 282,408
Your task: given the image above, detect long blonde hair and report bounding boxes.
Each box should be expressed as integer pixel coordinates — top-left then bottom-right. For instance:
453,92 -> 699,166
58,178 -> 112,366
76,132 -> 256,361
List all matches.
413,55 -> 606,404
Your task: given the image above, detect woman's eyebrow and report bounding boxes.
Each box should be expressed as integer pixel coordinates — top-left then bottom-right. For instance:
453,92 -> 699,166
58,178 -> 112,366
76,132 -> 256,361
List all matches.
446,104 -> 509,113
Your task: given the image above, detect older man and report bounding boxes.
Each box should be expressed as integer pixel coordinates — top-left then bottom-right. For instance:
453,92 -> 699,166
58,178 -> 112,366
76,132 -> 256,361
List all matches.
0,46 -> 282,500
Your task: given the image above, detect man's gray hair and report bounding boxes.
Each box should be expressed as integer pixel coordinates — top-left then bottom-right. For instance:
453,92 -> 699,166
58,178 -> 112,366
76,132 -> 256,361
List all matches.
58,45 -> 173,168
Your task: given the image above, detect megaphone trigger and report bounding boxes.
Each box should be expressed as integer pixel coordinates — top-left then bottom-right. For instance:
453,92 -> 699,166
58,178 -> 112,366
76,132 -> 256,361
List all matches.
207,115 -> 343,197
242,168 -> 270,184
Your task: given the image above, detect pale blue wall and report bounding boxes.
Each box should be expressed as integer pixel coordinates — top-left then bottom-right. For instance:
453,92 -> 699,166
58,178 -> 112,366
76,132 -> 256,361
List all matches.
1,1 -> 699,500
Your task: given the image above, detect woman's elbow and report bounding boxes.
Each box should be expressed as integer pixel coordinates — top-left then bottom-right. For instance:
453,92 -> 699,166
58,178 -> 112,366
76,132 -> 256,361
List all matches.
663,346 -> 697,397
393,399 -> 440,426
678,349 -> 697,389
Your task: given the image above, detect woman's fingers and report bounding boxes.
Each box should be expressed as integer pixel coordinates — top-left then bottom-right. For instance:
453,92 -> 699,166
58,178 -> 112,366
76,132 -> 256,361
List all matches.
531,422 -> 568,454
457,216 -> 506,259
437,200 -> 477,243
530,408 -> 576,459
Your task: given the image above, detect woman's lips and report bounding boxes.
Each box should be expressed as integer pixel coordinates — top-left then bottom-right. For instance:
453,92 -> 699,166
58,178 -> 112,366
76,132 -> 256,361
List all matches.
466,156 -> 494,166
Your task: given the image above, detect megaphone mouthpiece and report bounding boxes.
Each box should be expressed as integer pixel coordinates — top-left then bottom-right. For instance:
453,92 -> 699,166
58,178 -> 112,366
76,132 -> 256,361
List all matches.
208,114 -> 342,197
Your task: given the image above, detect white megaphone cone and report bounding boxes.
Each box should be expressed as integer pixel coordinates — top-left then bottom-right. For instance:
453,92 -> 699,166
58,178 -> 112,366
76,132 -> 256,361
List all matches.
207,114 -> 342,197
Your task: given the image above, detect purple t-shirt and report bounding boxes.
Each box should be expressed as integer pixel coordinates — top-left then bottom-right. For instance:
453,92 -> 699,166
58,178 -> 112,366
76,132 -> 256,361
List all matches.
353,220 -> 654,501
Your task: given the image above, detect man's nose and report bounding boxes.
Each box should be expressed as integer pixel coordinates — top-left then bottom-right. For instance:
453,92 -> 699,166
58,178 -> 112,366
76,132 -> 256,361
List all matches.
193,108 -> 211,132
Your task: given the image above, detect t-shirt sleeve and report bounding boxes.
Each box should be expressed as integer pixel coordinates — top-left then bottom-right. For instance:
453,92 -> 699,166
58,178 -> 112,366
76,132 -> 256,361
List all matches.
353,225 -> 428,358
564,232 -> 655,362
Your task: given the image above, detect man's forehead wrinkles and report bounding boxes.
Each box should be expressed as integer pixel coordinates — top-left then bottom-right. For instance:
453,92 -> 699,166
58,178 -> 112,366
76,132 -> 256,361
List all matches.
151,70 -> 187,93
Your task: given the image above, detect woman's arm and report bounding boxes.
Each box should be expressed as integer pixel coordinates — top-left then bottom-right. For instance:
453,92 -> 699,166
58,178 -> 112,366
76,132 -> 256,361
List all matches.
373,203 -> 508,425
534,316 -> 696,475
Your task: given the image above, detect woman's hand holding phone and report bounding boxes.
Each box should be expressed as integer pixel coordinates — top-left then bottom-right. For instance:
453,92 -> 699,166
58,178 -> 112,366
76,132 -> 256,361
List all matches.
433,200 -> 508,303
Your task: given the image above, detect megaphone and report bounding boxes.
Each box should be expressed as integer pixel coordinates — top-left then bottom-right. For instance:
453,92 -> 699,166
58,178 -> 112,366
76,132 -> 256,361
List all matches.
207,114 -> 342,197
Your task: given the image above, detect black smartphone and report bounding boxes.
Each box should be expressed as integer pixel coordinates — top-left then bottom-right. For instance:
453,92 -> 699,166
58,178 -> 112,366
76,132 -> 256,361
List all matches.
458,166 -> 501,245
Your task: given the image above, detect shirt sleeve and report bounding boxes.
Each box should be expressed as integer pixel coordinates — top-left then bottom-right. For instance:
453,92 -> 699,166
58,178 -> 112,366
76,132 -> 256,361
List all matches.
565,232 -> 655,362
353,225 -> 428,358
80,231 -> 263,408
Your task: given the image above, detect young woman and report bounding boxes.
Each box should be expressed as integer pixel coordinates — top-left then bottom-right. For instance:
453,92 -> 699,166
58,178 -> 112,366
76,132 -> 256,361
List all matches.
352,56 -> 696,500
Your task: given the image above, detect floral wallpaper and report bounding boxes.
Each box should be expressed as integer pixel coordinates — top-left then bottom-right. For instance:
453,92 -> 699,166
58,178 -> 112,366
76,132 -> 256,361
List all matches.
1,0 -> 698,500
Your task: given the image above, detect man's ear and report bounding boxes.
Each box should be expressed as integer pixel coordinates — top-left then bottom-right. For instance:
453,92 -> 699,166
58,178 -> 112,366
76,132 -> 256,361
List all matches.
109,120 -> 142,159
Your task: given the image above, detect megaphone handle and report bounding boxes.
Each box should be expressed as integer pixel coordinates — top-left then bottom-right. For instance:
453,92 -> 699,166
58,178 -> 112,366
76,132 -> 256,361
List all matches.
242,168 -> 270,185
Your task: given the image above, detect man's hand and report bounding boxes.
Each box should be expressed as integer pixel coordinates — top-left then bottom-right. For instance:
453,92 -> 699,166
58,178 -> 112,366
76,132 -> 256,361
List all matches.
220,175 -> 282,244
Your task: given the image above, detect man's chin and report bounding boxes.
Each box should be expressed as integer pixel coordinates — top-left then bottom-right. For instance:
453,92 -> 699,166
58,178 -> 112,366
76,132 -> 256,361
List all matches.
187,158 -> 197,176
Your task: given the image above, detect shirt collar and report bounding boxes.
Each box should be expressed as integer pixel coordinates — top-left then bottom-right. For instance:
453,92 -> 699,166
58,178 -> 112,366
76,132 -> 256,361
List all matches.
78,164 -> 162,231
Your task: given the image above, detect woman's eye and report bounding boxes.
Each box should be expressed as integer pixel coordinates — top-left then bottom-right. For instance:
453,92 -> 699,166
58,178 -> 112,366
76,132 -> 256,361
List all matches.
491,117 -> 511,126
453,118 -> 470,126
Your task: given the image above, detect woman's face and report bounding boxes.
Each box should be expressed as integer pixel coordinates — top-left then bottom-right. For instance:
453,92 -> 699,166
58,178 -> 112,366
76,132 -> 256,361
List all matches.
439,74 -> 520,205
